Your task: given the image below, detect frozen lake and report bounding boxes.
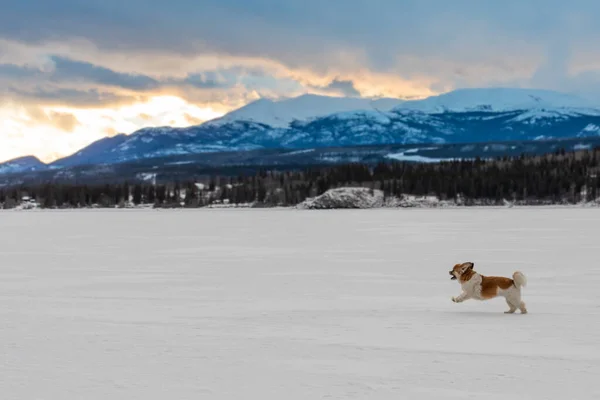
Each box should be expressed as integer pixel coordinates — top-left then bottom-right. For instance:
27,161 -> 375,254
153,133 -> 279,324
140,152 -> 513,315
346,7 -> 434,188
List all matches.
1,208 -> 599,399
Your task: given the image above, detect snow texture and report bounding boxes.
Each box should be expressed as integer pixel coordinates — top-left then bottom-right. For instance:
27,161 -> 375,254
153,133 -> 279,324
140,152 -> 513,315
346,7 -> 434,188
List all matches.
1,209 -> 600,399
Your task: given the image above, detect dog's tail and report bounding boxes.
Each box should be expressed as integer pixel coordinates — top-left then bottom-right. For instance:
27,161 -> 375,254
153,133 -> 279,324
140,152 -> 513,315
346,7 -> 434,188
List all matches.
513,271 -> 527,289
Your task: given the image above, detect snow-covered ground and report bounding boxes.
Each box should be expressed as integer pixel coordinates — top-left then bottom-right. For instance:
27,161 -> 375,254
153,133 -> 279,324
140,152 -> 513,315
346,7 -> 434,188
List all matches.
1,208 -> 599,399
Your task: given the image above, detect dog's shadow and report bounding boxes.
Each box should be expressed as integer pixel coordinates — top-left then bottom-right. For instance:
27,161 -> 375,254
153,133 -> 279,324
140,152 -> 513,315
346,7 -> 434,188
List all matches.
448,311 -> 527,318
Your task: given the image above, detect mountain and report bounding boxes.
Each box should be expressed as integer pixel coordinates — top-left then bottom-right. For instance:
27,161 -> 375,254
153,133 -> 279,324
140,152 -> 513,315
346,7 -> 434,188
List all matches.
3,88 -> 600,175
46,94 -> 403,168
53,134 -> 129,167
397,88 -> 597,113
51,121 -> 275,167
0,156 -> 47,175
204,94 -> 404,128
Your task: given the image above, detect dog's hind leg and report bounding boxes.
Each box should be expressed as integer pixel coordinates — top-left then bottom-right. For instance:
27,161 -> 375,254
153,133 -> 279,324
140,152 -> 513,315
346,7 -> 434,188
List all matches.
505,289 -> 527,314
504,298 -> 517,314
519,301 -> 527,314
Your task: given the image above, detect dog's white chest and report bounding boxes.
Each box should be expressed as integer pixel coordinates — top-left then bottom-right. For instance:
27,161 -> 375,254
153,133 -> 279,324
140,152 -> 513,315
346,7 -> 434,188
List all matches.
461,275 -> 483,299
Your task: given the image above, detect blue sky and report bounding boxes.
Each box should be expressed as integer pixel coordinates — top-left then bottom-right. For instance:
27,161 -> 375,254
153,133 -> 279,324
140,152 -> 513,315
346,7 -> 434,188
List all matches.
2,0 -> 600,162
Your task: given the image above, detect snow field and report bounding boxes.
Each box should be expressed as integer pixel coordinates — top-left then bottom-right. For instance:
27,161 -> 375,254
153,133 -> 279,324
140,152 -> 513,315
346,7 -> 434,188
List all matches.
1,208 -> 599,399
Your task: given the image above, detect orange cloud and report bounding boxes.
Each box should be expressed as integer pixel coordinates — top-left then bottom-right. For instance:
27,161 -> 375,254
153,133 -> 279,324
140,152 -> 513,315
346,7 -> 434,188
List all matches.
0,95 -> 224,162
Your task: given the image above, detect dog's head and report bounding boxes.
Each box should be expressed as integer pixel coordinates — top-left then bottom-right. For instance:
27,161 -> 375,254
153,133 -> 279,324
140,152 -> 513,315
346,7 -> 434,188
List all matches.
449,262 -> 474,281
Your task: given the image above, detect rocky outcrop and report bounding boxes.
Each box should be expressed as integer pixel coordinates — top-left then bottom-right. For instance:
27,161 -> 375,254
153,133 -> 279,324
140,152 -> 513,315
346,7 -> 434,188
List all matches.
298,187 -> 384,209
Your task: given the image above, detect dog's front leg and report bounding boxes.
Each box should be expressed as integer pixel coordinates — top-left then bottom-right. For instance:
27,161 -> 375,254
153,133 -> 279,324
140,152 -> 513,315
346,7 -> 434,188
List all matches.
452,292 -> 470,303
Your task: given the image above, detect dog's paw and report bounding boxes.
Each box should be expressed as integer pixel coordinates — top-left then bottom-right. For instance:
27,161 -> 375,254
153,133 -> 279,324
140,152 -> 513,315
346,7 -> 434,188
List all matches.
451,297 -> 457,303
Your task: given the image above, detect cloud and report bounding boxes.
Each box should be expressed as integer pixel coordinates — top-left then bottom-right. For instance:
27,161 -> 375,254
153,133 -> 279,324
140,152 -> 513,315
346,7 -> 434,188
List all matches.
24,106 -> 80,131
48,111 -> 80,132
0,52 -> 320,109
312,78 -> 361,97
0,63 -> 43,79
9,87 -> 139,108
184,113 -> 204,125
4,0 -> 591,95
183,71 -> 233,89
0,58 -> 151,108
0,56 -> 160,94
48,56 -> 160,91
104,127 -> 119,137
0,94 -> 224,163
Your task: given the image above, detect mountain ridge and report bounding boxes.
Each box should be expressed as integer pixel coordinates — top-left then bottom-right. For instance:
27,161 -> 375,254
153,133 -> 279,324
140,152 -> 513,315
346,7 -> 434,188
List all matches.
0,155 -> 47,175
204,93 -> 405,128
3,88 -> 600,175
394,88 -> 598,113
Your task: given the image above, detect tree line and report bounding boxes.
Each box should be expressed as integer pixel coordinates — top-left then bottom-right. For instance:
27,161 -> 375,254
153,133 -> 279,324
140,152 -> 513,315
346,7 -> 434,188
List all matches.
2,147 -> 600,209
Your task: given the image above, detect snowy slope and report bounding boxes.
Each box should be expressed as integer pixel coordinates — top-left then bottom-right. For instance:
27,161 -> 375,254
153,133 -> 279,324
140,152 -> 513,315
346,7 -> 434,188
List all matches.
205,94 -> 404,127
54,134 -> 129,167
396,87 -> 599,114
1,208 -> 599,399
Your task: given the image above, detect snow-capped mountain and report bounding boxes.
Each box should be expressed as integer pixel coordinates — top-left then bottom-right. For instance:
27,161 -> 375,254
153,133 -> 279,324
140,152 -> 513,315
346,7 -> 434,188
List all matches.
397,88 -> 598,113
0,156 -> 47,175
3,88 -> 600,175
205,94 -> 404,128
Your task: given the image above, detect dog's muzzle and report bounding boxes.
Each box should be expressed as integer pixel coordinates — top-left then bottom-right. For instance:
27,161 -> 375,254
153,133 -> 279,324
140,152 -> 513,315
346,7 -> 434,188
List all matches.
449,271 -> 457,280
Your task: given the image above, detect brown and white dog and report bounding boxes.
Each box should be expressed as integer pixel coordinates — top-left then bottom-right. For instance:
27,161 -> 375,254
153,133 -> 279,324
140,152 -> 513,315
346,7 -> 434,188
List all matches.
449,262 -> 528,314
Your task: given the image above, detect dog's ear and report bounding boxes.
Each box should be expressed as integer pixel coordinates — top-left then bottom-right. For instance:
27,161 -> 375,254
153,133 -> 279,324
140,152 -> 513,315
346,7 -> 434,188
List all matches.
463,262 -> 474,271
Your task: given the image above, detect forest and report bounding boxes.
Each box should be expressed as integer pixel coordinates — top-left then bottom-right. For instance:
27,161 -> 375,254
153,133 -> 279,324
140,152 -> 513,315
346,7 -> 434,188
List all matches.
1,147 -> 599,209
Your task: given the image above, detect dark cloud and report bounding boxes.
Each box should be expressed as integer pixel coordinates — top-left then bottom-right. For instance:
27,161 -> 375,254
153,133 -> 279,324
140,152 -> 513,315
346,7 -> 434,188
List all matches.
0,58 -> 159,97
49,56 -> 159,91
0,63 -> 44,79
10,87 -> 137,107
320,79 -> 361,97
180,68 -> 298,92
183,71 -> 233,89
0,57 -> 303,106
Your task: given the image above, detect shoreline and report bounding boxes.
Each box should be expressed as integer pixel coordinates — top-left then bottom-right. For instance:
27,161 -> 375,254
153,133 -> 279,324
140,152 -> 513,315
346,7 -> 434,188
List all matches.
2,203 -> 599,212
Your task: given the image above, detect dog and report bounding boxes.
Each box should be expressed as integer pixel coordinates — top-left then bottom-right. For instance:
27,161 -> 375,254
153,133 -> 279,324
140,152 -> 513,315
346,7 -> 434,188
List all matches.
449,262 -> 527,314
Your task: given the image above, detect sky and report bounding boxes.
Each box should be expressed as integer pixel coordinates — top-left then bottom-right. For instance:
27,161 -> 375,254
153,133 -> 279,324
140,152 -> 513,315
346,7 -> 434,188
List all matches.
2,0 -> 600,163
